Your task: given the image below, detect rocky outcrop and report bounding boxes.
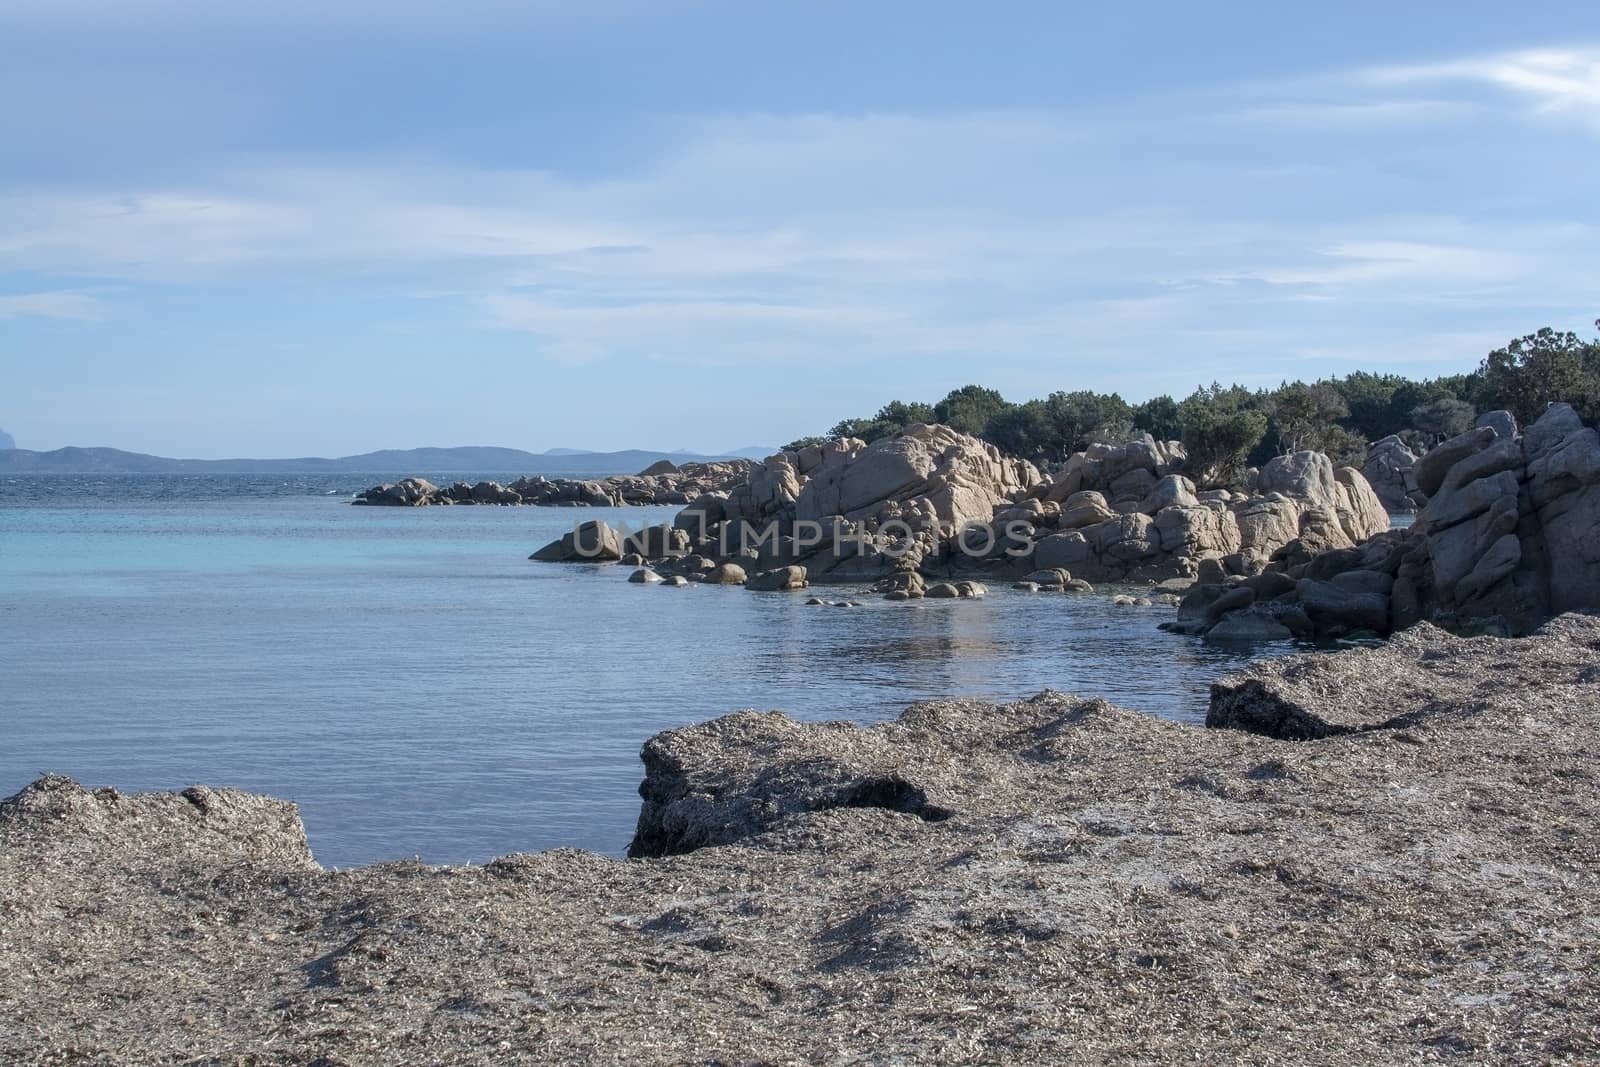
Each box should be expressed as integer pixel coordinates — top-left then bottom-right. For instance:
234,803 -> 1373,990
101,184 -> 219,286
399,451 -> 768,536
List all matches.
623,523 -> 691,560
1362,434 -> 1425,513
664,428 -> 1386,594
664,424 -> 1042,584
353,476 -> 441,506
1175,404 -> 1600,640
1021,445 -> 1388,586
527,427 -> 1389,599
511,461 -> 752,507
529,519 -> 623,562
13,624 -> 1592,1062
790,427 -> 1035,530
673,430 -> 1037,541
355,460 -> 752,507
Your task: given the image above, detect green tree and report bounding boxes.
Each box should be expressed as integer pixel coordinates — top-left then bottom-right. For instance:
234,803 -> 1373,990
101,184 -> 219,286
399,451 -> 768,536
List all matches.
1132,395 -> 1182,441
1041,390 -> 1133,456
828,416 -> 893,442
1408,398 -> 1476,445
1264,382 -> 1351,453
781,435 -> 829,452
982,400 -> 1053,459
1476,325 -> 1600,425
1178,384 -> 1268,489
1327,372 -> 1409,441
824,398 -> 940,444
875,400 -> 936,428
934,385 -> 1010,436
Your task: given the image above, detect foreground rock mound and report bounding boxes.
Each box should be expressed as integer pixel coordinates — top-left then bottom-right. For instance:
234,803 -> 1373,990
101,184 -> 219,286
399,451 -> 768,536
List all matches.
1176,404 -> 1600,639
5,618 -> 1598,1063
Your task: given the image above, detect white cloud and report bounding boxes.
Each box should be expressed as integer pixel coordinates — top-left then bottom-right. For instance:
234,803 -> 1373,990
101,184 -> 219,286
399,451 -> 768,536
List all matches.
0,291 -> 105,320
1230,99 -> 1472,127
1234,240 -> 1531,289
0,44 -> 1595,394
1365,48 -> 1600,132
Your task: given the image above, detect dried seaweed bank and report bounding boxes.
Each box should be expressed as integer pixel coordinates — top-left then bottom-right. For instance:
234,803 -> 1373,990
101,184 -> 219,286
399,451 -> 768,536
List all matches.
4,617 -> 1598,1064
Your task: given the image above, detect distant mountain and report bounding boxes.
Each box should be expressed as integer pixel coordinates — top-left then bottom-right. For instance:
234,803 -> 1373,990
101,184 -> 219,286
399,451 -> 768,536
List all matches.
0,428 -> 14,450
0,445 -> 760,477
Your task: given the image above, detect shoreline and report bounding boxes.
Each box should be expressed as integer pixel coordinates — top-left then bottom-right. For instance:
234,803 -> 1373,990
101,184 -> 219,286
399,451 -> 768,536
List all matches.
5,616 -> 1596,1063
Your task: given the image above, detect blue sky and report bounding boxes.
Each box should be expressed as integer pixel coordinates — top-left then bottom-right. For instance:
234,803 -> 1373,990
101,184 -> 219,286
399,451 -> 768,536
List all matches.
2,1 -> 1598,457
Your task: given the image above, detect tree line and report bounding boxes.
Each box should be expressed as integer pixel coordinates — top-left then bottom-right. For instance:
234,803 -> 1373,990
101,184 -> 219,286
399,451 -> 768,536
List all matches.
783,322 -> 1600,487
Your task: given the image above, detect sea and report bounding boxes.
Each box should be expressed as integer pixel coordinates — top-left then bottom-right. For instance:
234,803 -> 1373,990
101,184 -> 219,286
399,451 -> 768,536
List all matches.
0,473 -> 1275,867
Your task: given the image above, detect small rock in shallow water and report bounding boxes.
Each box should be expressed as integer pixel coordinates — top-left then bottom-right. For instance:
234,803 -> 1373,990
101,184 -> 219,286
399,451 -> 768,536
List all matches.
709,563 -> 747,585
1022,568 -> 1072,587
746,565 -> 808,592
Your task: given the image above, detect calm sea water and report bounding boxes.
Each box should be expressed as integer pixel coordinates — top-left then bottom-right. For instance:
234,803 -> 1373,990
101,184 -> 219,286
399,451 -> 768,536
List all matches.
1,474 -> 1271,867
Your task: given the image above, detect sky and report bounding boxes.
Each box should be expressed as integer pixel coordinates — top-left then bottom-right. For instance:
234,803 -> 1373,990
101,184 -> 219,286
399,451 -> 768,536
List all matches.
2,1 -> 1598,457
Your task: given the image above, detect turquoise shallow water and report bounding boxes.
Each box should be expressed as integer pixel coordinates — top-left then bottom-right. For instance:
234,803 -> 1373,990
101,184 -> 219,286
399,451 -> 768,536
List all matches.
0,475 -> 1270,867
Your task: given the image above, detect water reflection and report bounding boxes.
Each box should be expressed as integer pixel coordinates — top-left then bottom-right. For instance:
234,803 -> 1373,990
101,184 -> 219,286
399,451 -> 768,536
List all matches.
3,495 -> 1281,866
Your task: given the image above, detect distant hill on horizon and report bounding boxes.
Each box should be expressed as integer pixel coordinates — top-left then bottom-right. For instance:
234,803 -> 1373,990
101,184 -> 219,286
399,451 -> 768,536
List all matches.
0,444 -> 775,477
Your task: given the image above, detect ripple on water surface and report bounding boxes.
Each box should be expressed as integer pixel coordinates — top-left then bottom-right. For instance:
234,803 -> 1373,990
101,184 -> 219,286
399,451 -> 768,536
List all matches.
0,489 -> 1279,866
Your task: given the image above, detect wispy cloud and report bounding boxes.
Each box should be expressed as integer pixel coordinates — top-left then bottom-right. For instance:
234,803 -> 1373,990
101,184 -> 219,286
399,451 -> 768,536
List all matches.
0,44 -> 1595,396
1230,99 -> 1473,127
0,291 -> 105,320
1227,239 -> 1533,289
1364,48 -> 1600,132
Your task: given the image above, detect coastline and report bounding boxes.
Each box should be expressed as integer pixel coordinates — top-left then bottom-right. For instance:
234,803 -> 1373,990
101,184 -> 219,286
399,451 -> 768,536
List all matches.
6,617 -> 1597,1064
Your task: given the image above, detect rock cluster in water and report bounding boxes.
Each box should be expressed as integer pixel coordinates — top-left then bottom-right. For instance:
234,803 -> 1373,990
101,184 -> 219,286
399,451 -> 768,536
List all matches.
354,459 -> 753,508
1172,404 -> 1600,639
529,423 -> 1390,599
5,617 -> 1598,1062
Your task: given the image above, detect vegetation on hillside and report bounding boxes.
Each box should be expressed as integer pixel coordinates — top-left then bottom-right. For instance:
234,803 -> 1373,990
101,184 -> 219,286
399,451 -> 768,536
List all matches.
783,322 -> 1600,486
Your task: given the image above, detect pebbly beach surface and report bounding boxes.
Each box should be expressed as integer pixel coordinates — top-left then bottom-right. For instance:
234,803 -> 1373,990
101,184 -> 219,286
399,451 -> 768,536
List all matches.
4,615 -> 1597,1065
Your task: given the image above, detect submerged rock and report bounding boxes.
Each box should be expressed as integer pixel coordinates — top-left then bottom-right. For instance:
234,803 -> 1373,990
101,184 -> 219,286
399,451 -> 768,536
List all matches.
1203,610 -> 1294,643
